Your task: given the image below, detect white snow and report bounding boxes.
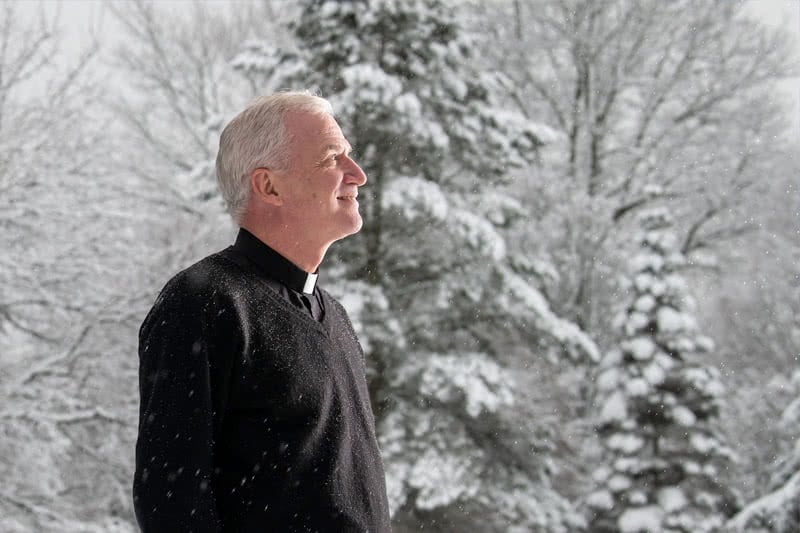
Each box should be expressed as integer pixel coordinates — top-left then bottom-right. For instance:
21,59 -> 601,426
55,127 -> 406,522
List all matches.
613,457 -> 640,474
596,367 -> 620,391
683,367 -> 724,396
394,94 -> 450,149
642,362 -> 666,385
684,461 -> 701,474
408,447 -> 481,510
619,505 -> 663,532
382,460 -> 410,516
340,63 -> 403,102
650,279 -> 667,297
624,337 -> 656,361
607,474 -> 632,492
416,353 -> 515,418
780,396 -> 800,428
657,487 -> 687,512
654,353 -> 677,371
633,294 -> 656,313
393,92 -> 422,118
671,337 -> 696,353
382,176 -> 449,222
586,489 -> 614,510
451,208 -> 507,261
630,253 -> 664,273
671,405 -> 696,426
689,433 -> 717,454
602,348 -> 624,367
625,377 -> 650,396
498,267 -> 600,362
657,307 -> 685,333
727,469 -> 800,532
643,184 -> 663,196
470,191 -> 526,226
625,312 -> 650,335
601,391 -> 628,422
634,273 -> 654,292
593,466 -> 611,482
663,273 -> 688,294
607,433 -> 645,454
318,1 -> 339,18
695,335 -> 715,352
628,491 -> 647,505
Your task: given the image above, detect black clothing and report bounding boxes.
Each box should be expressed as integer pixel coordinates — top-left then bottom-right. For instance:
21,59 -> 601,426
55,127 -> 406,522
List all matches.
233,228 -> 324,321
132,238 -> 391,532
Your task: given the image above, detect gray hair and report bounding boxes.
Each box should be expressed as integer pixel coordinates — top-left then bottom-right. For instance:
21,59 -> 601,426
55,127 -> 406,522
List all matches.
215,91 -> 334,223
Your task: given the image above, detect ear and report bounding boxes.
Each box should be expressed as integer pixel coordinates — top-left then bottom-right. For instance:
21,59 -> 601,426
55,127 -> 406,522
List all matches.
250,167 -> 283,206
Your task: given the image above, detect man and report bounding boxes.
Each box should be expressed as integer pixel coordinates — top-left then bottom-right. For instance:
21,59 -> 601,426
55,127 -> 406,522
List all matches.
132,92 -> 391,532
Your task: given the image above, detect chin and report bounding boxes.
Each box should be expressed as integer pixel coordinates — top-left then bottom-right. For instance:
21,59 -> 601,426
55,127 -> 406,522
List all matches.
327,220 -> 362,243
341,218 -> 364,239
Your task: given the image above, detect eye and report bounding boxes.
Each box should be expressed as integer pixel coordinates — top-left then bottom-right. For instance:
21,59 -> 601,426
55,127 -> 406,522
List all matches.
330,152 -> 348,164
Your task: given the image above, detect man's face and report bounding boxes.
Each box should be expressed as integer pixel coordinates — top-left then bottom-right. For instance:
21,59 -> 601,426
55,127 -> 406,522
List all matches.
276,111 -> 367,245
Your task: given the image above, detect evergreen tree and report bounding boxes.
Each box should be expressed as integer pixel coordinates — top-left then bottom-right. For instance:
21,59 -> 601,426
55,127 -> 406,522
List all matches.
232,0 -> 597,530
588,208 -> 736,532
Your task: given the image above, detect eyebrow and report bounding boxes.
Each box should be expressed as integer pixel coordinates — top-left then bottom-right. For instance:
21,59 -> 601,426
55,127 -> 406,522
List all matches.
322,142 -> 352,155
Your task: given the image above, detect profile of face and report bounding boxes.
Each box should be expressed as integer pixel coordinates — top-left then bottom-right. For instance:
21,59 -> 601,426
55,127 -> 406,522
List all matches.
273,111 -> 367,245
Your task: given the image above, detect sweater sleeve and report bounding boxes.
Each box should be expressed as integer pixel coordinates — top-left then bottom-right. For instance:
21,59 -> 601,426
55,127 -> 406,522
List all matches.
133,276 -> 230,532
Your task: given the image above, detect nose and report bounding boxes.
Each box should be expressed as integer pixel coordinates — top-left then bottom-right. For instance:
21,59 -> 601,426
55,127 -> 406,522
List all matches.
343,155 -> 367,186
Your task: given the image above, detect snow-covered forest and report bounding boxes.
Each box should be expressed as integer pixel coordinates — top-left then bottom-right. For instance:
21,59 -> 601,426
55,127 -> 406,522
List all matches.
1,0 -> 798,531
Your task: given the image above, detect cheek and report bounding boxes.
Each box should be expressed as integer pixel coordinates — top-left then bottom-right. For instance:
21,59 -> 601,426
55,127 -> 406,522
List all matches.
299,171 -> 339,205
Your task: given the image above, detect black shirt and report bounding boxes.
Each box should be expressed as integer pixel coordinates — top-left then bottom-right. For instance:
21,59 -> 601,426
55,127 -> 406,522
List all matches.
233,228 -> 324,321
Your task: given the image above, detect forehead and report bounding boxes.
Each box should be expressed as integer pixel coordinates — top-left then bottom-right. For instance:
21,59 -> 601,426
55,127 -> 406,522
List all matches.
284,111 -> 347,149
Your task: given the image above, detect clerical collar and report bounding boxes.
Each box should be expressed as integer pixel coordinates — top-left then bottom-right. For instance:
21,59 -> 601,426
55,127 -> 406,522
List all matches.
233,228 -> 318,294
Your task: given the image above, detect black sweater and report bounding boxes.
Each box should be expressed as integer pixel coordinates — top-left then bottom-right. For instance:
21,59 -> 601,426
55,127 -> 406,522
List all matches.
133,246 -> 391,532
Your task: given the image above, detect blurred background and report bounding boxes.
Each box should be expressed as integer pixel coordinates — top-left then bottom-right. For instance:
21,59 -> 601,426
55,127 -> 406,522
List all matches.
1,0 -> 798,531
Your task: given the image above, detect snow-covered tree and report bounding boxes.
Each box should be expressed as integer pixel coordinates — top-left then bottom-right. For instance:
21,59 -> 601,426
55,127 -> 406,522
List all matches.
1,1 -> 794,531
232,0 -> 597,530
0,3 -> 145,531
726,469 -> 800,533
480,0 -> 796,335
726,370 -> 800,533
588,208 -> 736,532
107,0 -> 277,258
696,149 -> 800,508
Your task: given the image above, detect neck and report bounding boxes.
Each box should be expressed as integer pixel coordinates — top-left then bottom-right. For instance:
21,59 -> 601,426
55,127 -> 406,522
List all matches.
240,220 -> 329,273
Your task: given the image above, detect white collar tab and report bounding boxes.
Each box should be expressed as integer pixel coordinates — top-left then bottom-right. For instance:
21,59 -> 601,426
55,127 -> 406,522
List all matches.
303,272 -> 318,294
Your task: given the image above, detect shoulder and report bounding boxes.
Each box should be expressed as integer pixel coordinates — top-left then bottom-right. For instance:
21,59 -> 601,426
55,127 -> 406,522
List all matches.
141,250 -> 249,332
150,254 -> 216,308
157,248 -> 258,301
